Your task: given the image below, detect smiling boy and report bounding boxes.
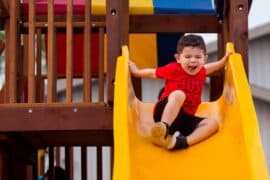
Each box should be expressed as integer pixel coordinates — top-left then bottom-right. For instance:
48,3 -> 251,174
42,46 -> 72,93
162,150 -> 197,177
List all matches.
129,34 -> 232,150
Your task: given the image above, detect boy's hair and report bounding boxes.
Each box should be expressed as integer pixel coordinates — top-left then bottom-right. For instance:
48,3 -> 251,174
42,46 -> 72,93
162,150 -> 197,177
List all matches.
176,34 -> 207,54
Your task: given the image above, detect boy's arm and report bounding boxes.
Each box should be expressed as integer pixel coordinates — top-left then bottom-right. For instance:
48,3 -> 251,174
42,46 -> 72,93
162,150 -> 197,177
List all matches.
128,60 -> 156,79
204,51 -> 232,75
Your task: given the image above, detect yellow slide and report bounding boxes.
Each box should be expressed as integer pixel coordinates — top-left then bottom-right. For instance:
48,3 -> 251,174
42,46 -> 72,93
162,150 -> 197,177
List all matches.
113,44 -> 269,180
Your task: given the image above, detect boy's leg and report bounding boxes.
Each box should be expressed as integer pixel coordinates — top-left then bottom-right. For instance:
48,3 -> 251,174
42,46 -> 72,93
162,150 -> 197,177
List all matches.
168,118 -> 219,150
159,90 -> 185,126
186,118 -> 219,146
151,90 -> 185,147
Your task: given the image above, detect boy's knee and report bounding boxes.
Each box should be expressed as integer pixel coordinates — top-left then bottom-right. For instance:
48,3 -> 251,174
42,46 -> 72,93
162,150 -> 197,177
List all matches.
209,118 -> 220,131
170,90 -> 186,102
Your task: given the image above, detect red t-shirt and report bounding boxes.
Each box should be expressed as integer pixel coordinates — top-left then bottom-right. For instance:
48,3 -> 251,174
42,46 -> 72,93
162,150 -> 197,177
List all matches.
155,62 -> 206,115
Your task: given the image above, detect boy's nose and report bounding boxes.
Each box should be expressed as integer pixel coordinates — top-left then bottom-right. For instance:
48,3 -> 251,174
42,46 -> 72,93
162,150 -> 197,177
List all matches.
190,58 -> 197,62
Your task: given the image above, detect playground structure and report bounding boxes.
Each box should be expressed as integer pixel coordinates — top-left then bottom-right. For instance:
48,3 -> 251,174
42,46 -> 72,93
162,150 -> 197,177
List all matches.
0,0 -> 268,179
114,44 -> 269,179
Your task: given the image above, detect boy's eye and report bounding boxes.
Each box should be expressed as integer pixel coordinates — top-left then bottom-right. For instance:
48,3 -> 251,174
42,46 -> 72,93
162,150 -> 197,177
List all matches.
195,56 -> 202,59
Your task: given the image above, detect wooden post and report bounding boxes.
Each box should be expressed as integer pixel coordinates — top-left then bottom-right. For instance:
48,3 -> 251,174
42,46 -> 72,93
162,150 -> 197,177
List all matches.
47,1 -> 56,180
66,0 -> 73,102
36,29 -> 43,102
228,0 -> 249,77
28,0 -> 36,103
8,0 -> 20,103
98,27 -> 105,102
106,0 -> 129,105
83,0 -> 92,102
47,0 -> 57,102
4,20 -> 9,103
65,1 -> 75,179
81,146 -> 87,180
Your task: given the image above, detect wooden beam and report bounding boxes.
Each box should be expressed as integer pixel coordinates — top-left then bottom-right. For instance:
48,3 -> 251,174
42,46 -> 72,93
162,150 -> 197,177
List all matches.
22,14 -> 105,25
22,14 -> 220,33
0,103 -> 112,131
130,14 -> 220,33
25,131 -> 113,146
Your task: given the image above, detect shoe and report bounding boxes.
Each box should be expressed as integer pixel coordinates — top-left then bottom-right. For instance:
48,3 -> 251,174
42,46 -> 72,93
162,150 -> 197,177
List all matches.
151,121 -> 169,147
167,131 -> 189,150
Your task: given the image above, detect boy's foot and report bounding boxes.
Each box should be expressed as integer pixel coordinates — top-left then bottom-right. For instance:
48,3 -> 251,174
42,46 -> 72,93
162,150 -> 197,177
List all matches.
167,131 -> 189,150
151,121 -> 169,147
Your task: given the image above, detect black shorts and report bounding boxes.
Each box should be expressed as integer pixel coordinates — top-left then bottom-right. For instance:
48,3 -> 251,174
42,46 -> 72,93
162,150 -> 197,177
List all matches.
153,97 -> 204,136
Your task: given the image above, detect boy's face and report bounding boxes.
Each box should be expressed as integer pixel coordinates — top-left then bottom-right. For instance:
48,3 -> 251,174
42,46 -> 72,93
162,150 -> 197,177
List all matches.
175,46 -> 208,76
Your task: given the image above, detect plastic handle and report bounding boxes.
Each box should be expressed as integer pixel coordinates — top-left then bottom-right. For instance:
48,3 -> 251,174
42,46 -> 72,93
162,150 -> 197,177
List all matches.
226,42 -> 235,53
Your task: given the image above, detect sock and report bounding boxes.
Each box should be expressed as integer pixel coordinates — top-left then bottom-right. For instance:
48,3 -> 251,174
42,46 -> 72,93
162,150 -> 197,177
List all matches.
160,121 -> 170,138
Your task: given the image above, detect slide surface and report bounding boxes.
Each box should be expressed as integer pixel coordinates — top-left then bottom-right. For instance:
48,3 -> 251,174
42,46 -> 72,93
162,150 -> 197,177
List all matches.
113,45 -> 269,180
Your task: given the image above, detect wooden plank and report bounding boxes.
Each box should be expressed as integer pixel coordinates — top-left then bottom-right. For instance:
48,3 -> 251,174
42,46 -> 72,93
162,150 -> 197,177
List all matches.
47,0 -> 57,102
65,146 -> 74,180
98,27 -> 104,102
0,40 -> 4,54
130,14 -> 220,33
22,14 -> 219,33
26,165 -> 33,180
83,0 -> 92,102
28,0 -> 36,103
0,0 -> 9,18
81,146 -> 87,180
0,103 -> 112,131
22,14 -> 105,25
97,146 -> 102,180
120,0 -> 129,45
8,0 -> 20,103
48,147 -> 55,180
55,147 -> 60,166
23,35 -> 29,101
25,131 -> 113,146
36,29 -> 43,102
4,19 -> 10,103
66,0 -> 73,102
82,2 -> 92,176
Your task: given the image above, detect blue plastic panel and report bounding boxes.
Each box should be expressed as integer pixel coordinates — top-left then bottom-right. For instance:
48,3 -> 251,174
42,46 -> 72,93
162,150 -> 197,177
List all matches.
153,0 -> 215,14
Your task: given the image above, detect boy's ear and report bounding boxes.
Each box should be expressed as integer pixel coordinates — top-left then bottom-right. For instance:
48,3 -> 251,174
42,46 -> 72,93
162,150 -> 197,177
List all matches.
174,53 -> 180,62
204,55 -> 208,62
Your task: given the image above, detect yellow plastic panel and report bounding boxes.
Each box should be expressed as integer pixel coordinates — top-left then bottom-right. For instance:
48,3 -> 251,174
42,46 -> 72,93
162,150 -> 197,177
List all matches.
92,0 -> 153,15
103,34 -> 157,73
92,0 -> 105,15
113,44 -> 269,180
129,0 -> 153,14
129,34 -> 157,68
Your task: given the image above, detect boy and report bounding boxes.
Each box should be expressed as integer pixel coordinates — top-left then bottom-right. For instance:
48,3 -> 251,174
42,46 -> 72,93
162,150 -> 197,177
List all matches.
129,34 -> 232,150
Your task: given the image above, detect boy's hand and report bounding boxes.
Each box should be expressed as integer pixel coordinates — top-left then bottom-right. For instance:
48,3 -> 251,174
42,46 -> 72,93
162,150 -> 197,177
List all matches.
225,51 -> 233,58
128,60 -> 138,75
128,60 -> 156,78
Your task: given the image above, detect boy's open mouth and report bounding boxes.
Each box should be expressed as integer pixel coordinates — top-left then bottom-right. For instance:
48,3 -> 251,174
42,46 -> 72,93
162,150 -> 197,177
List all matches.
188,65 -> 197,71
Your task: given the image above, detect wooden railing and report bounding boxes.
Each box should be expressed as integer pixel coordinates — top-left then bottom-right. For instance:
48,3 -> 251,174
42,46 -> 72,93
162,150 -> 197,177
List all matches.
0,0 -> 119,179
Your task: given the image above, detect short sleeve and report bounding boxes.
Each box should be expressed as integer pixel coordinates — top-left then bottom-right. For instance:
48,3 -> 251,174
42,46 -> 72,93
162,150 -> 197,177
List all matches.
155,63 -> 175,79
